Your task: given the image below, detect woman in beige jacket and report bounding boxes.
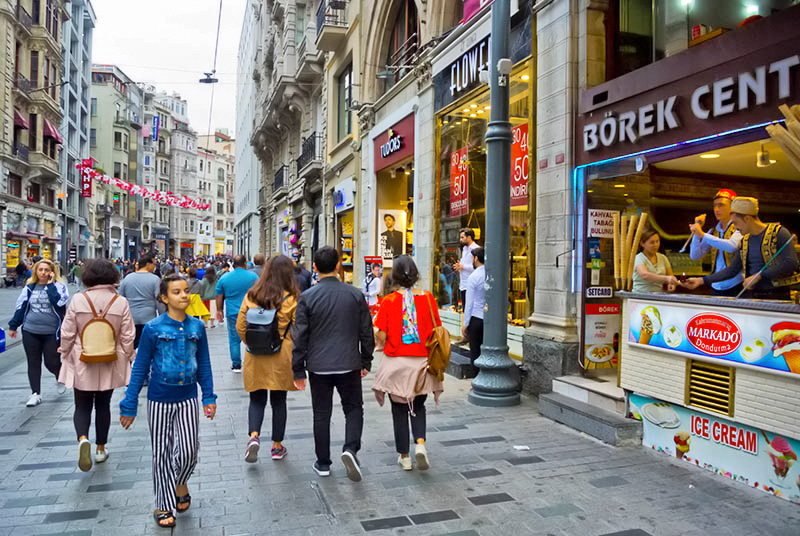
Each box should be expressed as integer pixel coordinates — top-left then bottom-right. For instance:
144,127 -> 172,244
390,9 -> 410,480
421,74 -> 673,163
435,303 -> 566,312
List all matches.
59,259 -> 136,472
237,255 -> 299,463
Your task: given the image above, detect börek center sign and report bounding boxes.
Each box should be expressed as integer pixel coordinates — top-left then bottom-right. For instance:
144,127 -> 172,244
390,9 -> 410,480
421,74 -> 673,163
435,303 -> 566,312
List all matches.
576,13 -> 800,165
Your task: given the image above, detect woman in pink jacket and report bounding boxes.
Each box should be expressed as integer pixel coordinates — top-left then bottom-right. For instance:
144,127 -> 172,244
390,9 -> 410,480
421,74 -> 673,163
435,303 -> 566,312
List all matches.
59,259 -> 136,472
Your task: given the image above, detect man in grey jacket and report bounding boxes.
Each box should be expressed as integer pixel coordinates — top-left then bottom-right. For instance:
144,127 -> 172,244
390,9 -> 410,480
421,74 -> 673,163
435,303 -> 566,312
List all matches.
293,246 -> 374,481
119,254 -> 163,348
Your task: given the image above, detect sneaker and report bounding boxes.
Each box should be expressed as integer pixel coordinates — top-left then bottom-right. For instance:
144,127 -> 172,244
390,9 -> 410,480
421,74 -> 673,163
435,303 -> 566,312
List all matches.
78,438 -> 92,472
397,455 -> 412,471
56,381 -> 66,395
341,450 -> 362,482
271,445 -> 287,460
25,393 -> 41,407
95,449 -> 109,464
231,365 -> 242,373
415,443 -> 429,470
312,461 -> 331,477
244,437 -> 260,463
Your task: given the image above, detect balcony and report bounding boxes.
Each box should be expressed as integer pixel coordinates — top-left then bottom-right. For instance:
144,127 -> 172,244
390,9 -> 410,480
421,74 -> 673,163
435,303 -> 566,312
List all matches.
297,133 -> 323,178
13,73 -> 32,97
16,3 -> 33,34
273,165 -> 288,194
316,0 -> 348,52
12,143 -> 30,162
296,35 -> 323,81
28,152 -> 60,179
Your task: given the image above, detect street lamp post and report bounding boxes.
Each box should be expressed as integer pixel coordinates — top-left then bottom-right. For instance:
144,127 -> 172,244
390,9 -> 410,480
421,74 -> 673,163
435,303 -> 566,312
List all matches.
468,0 -> 520,407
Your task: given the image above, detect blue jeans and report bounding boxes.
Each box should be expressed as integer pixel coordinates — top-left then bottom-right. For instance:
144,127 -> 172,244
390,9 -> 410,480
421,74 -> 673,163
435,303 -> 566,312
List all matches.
226,314 -> 241,367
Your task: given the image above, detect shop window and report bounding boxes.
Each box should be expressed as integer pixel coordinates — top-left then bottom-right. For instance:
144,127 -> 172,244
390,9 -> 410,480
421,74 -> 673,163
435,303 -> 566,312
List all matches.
383,0 -> 418,92
434,64 -> 532,326
608,0 -> 796,80
336,63 -> 352,141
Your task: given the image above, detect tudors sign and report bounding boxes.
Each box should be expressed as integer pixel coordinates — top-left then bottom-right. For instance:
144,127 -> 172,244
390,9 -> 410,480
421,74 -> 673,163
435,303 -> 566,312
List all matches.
373,113 -> 415,172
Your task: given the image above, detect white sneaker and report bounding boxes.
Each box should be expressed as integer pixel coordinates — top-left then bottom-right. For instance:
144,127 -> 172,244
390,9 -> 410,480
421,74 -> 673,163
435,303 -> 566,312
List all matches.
397,455 -> 412,471
26,393 -> 41,407
341,450 -> 362,482
78,438 -> 92,472
56,381 -> 66,395
95,449 -> 109,464
415,443 -> 430,470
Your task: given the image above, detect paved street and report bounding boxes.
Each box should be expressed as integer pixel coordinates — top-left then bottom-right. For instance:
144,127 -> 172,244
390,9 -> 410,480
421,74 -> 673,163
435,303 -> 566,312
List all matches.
0,289 -> 798,535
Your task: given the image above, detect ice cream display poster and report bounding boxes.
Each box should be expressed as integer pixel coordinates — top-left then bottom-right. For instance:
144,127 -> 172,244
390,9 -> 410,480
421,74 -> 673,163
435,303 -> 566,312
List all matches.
630,393 -> 800,503
627,299 -> 800,376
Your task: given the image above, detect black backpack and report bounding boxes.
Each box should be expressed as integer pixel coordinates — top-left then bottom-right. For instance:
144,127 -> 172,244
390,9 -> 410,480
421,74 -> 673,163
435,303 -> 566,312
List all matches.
244,297 -> 290,355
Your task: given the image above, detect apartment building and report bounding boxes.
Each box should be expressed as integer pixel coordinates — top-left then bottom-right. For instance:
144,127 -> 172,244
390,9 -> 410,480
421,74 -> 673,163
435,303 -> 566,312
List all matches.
1,0 -> 70,274
198,130 -> 236,256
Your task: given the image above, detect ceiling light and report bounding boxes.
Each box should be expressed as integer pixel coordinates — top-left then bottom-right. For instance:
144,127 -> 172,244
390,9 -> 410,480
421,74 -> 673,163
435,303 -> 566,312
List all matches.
470,104 -> 478,108
614,184 -> 626,188
469,113 -> 477,117
623,193 -> 629,197
745,3 -> 759,16
699,153 -> 720,159
484,105 -> 490,110
521,74 -> 530,81
462,108 -> 470,113
770,159 -> 777,164
587,189 -> 594,193
477,109 -> 484,113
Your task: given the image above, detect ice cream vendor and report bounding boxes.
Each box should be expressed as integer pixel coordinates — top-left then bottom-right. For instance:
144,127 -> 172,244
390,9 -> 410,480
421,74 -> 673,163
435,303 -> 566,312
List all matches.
685,197 -> 800,300
688,188 -> 744,297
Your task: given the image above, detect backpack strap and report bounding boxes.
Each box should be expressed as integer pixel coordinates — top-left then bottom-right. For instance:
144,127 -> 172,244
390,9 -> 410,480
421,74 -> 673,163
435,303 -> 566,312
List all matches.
84,292 -> 119,319
425,291 -> 440,328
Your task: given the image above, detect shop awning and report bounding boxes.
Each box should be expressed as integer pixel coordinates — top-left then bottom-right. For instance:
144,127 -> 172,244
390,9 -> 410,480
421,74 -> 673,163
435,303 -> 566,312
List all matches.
13,109 -> 29,130
43,118 -> 63,144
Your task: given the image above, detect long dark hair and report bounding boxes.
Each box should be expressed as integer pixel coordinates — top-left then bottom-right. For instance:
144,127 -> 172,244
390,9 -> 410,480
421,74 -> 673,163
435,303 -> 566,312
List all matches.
203,266 -> 217,284
248,255 -> 298,309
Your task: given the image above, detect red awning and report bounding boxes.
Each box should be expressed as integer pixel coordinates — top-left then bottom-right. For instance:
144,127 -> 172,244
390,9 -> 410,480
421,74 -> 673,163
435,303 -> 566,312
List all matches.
43,118 -> 63,144
13,109 -> 29,130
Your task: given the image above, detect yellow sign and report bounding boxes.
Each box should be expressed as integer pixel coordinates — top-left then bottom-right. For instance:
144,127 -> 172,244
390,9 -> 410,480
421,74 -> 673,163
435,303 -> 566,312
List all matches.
6,241 -> 20,268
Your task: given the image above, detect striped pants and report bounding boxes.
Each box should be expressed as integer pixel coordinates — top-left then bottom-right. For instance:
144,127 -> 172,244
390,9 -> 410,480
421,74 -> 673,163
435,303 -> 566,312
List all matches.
147,398 -> 199,513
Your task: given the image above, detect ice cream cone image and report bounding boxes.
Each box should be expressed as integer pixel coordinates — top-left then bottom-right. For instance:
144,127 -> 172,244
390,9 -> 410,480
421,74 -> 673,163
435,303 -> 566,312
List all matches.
674,431 -> 690,460
763,432 -> 797,479
782,350 -> 800,373
639,306 -> 662,345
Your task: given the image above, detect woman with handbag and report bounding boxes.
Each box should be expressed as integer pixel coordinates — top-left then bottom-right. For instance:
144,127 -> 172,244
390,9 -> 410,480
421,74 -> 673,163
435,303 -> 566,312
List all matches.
59,259 -> 136,471
236,255 -> 299,463
372,255 -> 444,472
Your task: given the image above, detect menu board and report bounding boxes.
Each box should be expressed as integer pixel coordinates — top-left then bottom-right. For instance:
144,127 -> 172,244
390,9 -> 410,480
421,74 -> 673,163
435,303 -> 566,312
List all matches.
449,147 -> 469,217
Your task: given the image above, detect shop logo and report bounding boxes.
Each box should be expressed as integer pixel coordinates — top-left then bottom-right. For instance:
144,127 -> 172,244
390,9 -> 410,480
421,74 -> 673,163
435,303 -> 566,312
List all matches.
449,35 -> 491,98
380,129 -> 403,158
686,313 -> 742,356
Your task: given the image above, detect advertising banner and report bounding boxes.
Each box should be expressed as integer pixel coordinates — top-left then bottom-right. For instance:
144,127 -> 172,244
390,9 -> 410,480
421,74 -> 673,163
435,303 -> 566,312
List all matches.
631,393 -> 800,503
449,147 -> 469,218
588,209 -> 618,238
511,123 -> 529,207
628,298 -> 800,376
584,303 -> 620,366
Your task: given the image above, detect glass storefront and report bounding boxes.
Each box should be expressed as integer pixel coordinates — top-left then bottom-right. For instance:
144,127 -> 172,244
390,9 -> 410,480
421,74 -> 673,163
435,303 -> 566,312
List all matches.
433,61 -> 532,326
337,209 -> 355,284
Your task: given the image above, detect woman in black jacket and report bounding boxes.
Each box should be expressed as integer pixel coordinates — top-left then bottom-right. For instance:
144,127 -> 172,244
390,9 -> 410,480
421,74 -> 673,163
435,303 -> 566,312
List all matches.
8,259 -> 70,407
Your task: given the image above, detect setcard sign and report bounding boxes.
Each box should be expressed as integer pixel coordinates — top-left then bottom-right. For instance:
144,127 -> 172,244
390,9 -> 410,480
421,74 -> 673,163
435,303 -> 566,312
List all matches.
631,393 -> 800,503
628,298 -> 800,376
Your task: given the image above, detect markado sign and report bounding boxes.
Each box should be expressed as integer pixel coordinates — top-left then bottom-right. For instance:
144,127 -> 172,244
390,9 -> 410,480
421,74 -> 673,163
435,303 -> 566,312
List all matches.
583,54 -> 798,152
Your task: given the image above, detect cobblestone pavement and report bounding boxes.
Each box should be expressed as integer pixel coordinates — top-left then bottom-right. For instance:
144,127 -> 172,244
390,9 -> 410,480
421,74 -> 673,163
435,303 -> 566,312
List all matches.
0,292 -> 798,535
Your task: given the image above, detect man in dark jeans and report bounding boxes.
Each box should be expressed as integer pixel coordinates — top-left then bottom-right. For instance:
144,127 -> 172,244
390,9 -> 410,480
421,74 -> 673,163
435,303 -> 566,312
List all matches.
292,246 -> 374,481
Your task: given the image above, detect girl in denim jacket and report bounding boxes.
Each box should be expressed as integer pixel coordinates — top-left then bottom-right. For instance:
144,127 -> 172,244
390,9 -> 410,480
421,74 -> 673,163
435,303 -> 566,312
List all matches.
119,274 -> 217,529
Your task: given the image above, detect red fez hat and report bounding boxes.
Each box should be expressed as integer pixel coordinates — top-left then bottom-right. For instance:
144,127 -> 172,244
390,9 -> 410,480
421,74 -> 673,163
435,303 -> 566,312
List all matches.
714,189 -> 737,200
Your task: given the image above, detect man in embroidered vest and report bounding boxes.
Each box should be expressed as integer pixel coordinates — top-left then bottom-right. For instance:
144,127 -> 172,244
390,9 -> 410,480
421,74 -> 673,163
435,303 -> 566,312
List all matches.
688,189 -> 744,296
686,197 -> 799,300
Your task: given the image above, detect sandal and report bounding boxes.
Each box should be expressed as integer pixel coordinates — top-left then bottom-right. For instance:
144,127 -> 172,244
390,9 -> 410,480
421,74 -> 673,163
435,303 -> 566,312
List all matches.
153,510 -> 175,528
176,493 -> 191,513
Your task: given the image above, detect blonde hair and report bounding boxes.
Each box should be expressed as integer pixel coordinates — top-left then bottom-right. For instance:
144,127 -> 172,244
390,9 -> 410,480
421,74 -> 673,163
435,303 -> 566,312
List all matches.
26,259 -> 65,285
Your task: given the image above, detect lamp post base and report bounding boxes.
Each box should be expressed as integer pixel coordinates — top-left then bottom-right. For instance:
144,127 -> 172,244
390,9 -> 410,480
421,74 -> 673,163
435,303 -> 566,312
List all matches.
468,344 -> 521,407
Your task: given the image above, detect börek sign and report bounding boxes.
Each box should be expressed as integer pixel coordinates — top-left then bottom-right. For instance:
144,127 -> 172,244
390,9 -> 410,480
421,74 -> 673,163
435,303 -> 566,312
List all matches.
583,54 -> 799,152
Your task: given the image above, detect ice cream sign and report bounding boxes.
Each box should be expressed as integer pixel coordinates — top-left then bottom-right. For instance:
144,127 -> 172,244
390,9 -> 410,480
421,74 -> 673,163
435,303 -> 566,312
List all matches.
628,299 -> 800,376
690,414 -> 757,455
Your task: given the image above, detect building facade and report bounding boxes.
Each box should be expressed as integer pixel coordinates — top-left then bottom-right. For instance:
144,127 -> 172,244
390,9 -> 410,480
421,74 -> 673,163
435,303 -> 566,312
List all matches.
198,130 -> 236,257
1,0 -> 70,275
59,0 -> 95,265
235,1 -> 263,258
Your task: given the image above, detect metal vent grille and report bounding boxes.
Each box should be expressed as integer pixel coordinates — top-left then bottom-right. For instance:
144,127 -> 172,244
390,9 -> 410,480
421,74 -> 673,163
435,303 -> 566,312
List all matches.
685,360 -> 735,417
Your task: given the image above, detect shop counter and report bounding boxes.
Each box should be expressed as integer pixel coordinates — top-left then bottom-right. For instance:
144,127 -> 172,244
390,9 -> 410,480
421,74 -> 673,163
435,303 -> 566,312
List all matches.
618,292 -> 800,502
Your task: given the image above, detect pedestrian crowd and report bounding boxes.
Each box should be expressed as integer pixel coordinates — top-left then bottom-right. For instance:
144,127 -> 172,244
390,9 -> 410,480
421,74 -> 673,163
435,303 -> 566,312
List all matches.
6,244 -> 455,529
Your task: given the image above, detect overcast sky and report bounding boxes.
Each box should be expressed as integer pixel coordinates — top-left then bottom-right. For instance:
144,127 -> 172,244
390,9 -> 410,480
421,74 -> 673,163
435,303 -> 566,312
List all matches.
91,0 -> 246,137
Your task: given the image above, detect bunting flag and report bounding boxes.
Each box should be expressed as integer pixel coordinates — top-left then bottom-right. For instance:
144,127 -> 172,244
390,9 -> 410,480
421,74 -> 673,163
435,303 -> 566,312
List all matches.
76,162 -> 212,211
